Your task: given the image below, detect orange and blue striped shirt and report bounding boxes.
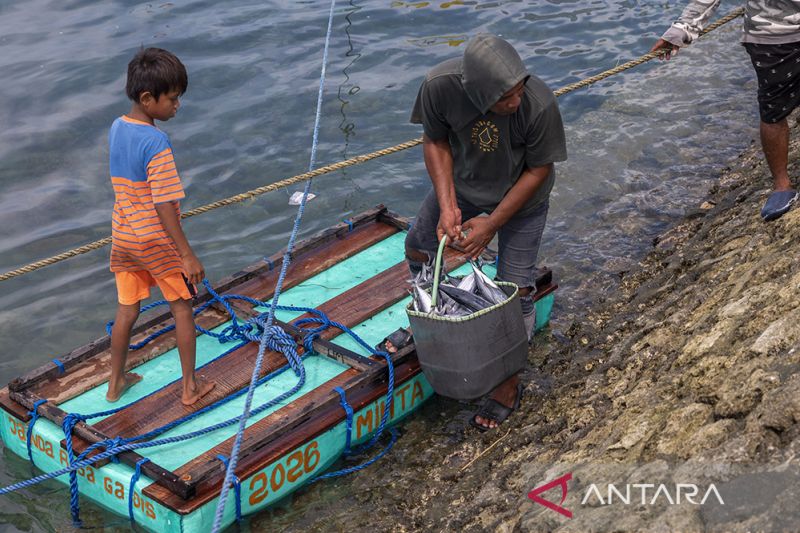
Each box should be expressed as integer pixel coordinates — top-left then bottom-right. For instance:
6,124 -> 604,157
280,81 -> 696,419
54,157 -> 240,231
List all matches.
109,115 -> 186,277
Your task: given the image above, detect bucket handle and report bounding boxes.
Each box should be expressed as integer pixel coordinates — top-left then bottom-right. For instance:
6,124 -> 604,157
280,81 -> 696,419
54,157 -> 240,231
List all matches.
430,235 -> 448,308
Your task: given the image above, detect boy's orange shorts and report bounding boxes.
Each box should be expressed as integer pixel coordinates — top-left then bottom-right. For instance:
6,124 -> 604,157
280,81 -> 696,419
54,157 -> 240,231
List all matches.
115,271 -> 192,305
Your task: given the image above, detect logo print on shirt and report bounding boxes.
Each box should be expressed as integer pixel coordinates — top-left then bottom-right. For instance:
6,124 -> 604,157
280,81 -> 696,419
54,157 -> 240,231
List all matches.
471,120 -> 499,152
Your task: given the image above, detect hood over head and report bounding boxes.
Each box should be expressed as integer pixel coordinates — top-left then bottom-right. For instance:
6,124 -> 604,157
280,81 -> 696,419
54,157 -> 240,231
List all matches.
461,34 -> 529,115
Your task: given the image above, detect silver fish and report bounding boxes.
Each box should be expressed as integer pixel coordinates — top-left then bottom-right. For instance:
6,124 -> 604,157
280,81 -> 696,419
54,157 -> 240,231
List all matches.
437,291 -> 471,317
412,283 -> 433,313
455,273 -> 477,293
470,262 -> 507,304
438,284 -> 493,313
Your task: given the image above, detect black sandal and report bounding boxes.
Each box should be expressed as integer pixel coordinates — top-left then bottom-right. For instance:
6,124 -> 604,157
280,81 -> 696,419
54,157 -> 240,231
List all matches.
469,383 -> 524,432
375,327 -> 413,354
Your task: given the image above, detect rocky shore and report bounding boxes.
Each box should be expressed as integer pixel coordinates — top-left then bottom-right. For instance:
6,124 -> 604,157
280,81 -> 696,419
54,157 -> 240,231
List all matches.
282,123 -> 800,533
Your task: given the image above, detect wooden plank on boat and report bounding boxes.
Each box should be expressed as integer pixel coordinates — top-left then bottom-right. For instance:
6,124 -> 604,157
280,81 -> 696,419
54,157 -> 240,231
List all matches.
377,209 -> 411,231
0,387 -> 31,422
10,389 -> 194,499
86,344 -> 291,443
29,306 -> 232,406
81,252 -> 436,452
146,352 -> 421,514
7,216 -> 398,407
8,206 -> 395,394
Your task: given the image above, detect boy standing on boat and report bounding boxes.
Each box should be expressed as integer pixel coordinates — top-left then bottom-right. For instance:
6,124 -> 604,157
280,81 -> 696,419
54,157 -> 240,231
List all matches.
652,1 -> 800,221
405,34 -> 567,430
106,47 -> 215,405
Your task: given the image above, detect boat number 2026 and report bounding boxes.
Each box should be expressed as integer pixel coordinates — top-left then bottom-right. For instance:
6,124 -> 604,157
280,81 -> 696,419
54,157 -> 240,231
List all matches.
249,441 -> 320,505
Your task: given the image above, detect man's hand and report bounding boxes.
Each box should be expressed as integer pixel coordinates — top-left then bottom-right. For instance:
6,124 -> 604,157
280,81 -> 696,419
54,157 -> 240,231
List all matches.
181,252 -> 205,285
650,38 -> 680,60
459,216 -> 497,259
436,207 -> 462,242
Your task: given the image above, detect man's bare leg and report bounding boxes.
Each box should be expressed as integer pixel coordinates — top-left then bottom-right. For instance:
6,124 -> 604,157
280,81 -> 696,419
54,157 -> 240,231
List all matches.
761,118 -> 791,191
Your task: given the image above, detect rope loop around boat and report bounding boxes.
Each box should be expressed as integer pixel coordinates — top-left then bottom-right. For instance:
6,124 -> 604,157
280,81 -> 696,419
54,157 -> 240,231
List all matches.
25,399 -> 48,467
0,6 -> 745,284
127,457 -> 150,524
214,455 -> 243,523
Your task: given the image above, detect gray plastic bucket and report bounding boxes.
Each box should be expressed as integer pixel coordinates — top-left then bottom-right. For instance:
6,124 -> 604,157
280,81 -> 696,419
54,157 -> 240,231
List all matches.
407,281 -> 528,400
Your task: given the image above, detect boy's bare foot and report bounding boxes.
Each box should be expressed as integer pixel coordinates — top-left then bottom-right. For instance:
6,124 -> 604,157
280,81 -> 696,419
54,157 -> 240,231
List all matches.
182,376 -> 216,406
106,372 -> 143,402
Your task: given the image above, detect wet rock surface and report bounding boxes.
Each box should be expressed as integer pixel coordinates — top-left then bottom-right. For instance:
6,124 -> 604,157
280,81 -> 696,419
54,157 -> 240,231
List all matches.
278,129 -> 800,532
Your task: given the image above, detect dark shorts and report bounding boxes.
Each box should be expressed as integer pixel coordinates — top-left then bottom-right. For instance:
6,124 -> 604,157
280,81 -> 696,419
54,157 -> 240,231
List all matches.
744,41 -> 800,123
405,190 -> 549,289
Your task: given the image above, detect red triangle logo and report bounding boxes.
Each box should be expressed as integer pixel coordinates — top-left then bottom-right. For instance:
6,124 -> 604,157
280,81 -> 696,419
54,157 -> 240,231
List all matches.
528,472 -> 572,518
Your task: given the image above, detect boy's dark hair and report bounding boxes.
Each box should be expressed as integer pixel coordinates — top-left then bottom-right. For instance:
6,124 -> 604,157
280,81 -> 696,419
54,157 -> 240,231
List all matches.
126,47 -> 188,103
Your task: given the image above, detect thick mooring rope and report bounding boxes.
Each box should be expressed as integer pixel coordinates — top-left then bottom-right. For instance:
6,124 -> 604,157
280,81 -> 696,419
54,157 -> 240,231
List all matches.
0,6 -> 743,286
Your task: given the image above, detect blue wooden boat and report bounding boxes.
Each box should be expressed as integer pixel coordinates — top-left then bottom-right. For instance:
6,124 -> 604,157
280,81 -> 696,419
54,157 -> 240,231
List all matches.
0,206 -> 556,531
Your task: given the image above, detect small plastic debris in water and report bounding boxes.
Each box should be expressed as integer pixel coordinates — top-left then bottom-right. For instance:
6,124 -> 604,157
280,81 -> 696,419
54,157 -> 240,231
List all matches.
289,191 -> 316,205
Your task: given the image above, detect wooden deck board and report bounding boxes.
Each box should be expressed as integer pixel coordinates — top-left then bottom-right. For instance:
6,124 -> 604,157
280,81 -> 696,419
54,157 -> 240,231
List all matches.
32,307 -> 231,405
145,359 -> 420,514
7,207 -> 392,395
0,387 -> 31,421
22,220 -> 398,406
90,344 -> 289,440
83,257 -> 416,448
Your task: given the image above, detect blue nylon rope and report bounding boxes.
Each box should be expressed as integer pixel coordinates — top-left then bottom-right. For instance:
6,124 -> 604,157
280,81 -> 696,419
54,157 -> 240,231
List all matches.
333,387 -> 353,454
52,359 -> 65,374
215,455 -> 242,522
0,303 -> 398,516
310,428 -> 398,482
62,413 -> 86,527
342,218 -> 354,231
211,0 -> 338,529
25,399 -> 47,466
127,457 -> 150,524
7,283 -> 398,527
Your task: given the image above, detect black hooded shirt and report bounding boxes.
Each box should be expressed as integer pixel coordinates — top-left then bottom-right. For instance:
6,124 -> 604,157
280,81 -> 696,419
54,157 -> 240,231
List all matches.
410,34 -> 567,216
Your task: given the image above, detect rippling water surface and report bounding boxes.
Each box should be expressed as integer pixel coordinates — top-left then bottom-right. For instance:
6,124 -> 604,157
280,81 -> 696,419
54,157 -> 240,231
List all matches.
0,0 -> 759,530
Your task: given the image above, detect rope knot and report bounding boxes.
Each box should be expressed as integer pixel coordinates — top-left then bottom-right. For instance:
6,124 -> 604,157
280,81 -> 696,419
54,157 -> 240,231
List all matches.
62,413 -> 85,434
263,325 -> 296,352
303,332 -> 319,354
28,399 -> 47,419
107,437 -> 123,463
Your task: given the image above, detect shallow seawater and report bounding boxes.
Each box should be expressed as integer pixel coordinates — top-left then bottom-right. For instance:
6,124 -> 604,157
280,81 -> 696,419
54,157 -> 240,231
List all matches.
0,0 -> 759,530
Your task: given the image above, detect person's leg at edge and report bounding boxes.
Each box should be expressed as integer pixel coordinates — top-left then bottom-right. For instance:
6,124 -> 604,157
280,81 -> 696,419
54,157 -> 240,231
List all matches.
168,298 -> 216,405
107,302 -> 144,402
473,201 -> 548,430
761,118 -> 792,191
745,41 -> 800,220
